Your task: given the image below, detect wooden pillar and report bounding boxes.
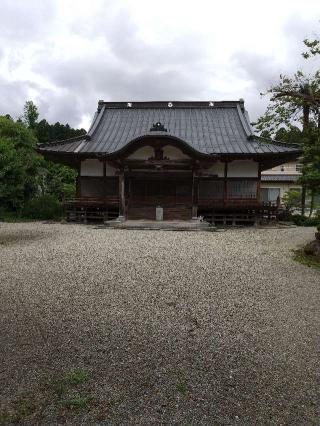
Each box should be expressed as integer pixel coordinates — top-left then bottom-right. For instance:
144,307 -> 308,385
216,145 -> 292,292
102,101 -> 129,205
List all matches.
118,170 -> 125,221
102,159 -> 107,223
76,161 -> 81,197
223,161 -> 228,205
192,169 -> 198,219
256,163 -> 261,202
76,176 -> 80,197
103,160 -> 106,177
102,159 -> 107,201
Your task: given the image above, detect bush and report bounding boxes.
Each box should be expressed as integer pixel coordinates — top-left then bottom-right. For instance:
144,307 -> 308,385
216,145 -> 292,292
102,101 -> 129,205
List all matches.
282,190 -> 301,213
22,195 -> 63,220
291,214 -> 320,227
304,217 -> 320,226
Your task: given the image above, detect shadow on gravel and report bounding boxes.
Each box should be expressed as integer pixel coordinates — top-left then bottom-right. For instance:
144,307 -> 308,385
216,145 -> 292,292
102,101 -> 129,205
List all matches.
0,231 -> 46,246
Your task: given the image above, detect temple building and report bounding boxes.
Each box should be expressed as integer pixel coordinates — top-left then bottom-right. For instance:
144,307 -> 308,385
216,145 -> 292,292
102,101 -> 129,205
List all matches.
38,100 -> 301,223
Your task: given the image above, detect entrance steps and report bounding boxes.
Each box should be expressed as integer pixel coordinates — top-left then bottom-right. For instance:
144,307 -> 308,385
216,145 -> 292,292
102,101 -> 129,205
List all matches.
102,219 -> 216,232
127,205 -> 192,221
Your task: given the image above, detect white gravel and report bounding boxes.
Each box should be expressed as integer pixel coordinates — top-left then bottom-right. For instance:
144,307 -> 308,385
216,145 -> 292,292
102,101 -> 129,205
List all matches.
0,222 -> 319,425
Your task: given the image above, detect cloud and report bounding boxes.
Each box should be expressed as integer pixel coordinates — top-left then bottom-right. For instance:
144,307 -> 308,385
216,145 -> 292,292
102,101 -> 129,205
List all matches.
0,0 -> 319,128
27,6 -> 212,125
0,77 -> 38,119
232,52 -> 276,96
0,0 -> 56,42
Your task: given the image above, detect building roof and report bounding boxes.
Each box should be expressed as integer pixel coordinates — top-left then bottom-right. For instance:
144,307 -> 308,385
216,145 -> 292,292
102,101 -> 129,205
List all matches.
261,175 -> 299,182
38,101 -> 301,158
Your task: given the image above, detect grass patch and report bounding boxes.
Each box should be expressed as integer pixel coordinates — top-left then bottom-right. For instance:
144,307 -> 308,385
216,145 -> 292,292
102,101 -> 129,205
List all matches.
49,380 -> 68,398
293,249 -> 320,270
65,368 -> 90,385
0,392 -> 41,424
0,211 -> 35,223
176,382 -> 188,396
50,369 -> 92,416
61,393 -> 90,410
0,368 -> 93,425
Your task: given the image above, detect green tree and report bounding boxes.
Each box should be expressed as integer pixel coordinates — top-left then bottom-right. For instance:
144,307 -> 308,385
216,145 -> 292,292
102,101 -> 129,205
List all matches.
35,119 -> 85,144
282,190 -> 302,213
23,100 -> 39,129
0,117 -> 39,211
34,118 -> 85,200
37,160 -> 77,200
254,38 -> 320,216
299,125 -> 320,216
0,102 -> 85,214
302,37 -> 320,59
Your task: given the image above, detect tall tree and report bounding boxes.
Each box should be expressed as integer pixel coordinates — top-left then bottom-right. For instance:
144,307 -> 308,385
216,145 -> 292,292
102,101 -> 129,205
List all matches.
34,117 -> 85,200
0,117 -> 39,211
254,38 -> 320,215
23,100 -> 39,129
302,37 -> 320,59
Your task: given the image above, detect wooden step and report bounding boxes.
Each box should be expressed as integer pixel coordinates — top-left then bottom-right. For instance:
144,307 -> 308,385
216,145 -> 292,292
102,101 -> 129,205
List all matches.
127,205 -> 192,220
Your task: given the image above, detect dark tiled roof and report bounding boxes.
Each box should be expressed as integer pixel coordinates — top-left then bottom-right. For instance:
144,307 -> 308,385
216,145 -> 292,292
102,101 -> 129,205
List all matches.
261,175 -> 300,182
38,101 -> 301,157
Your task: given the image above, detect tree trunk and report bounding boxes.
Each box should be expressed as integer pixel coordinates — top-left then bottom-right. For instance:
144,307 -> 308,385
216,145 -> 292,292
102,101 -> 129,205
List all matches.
301,186 -> 306,216
309,191 -> 315,217
301,103 -> 310,216
303,104 -> 310,130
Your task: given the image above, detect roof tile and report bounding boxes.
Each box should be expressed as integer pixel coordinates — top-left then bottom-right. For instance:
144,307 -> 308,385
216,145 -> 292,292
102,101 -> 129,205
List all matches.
38,101 -> 301,157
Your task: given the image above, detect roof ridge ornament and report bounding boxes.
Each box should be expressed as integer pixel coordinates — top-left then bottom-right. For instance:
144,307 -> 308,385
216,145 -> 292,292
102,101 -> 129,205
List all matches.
209,101 -> 214,107
168,102 -> 173,107
150,122 -> 167,132
127,102 -> 132,107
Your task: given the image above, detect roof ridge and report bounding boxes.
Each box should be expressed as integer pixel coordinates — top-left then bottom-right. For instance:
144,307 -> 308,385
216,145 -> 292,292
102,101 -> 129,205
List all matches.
236,104 -> 253,137
87,106 -> 105,137
37,134 -> 87,148
97,100 -> 245,109
252,135 -> 302,149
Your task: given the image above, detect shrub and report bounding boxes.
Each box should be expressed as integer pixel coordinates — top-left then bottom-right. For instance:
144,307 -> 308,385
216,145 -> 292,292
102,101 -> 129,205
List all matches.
291,214 -> 320,227
22,195 -> 63,220
304,217 -> 320,226
282,190 -> 301,213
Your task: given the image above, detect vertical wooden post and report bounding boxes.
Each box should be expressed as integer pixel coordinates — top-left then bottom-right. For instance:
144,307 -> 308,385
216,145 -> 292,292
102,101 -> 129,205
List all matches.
76,161 -> 81,197
76,176 -> 80,197
118,170 -> 125,221
256,163 -> 261,202
255,163 -> 262,226
103,159 -> 107,223
192,169 -> 198,219
223,161 -> 228,205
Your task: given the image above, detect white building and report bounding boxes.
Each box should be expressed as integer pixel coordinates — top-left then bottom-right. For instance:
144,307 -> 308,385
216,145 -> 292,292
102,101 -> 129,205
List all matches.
261,161 -> 302,203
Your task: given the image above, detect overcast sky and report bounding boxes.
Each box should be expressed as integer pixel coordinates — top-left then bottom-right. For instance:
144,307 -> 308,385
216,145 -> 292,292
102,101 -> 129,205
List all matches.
0,0 -> 319,130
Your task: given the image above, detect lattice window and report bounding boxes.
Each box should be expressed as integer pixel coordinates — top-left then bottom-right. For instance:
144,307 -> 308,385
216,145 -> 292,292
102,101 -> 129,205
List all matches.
261,188 -> 280,203
227,180 -> 257,199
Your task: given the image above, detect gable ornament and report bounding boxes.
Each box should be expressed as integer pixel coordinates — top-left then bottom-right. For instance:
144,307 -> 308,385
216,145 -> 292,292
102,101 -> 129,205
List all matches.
149,122 -> 168,132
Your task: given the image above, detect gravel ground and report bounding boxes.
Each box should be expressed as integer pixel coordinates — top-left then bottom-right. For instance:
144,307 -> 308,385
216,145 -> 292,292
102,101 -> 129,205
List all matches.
0,222 -> 319,425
